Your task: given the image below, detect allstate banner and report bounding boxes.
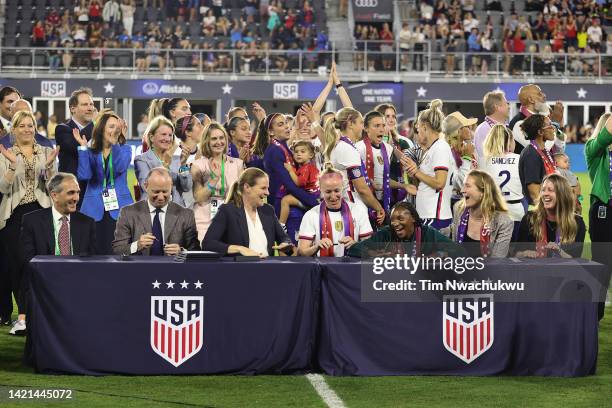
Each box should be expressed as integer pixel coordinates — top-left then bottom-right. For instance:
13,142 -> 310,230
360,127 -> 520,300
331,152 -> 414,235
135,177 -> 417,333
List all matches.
28,257 -> 320,375
352,0 -> 393,22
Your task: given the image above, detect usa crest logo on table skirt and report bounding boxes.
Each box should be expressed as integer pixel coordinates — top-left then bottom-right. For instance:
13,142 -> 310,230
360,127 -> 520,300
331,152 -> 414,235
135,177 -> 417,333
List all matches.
151,296 -> 204,367
442,294 -> 493,364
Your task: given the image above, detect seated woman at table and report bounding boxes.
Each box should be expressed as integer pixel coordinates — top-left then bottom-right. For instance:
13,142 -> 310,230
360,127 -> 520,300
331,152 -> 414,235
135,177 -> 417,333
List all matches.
515,173 -> 586,258
297,165 -> 373,257
450,169 -> 513,258
202,167 -> 293,257
347,201 -> 456,258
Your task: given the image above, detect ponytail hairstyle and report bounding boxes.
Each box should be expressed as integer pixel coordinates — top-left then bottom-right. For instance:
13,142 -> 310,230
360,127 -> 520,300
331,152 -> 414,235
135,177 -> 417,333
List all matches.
483,124 -> 514,158
252,113 -> 281,157
319,111 -> 335,127
225,167 -> 268,207
147,98 -> 188,122
174,115 -> 197,142
441,114 -> 463,152
323,107 -> 362,160
417,99 -> 445,133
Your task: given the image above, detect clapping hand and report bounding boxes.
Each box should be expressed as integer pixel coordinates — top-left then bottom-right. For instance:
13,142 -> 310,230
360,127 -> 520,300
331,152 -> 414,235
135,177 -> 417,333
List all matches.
0,145 -> 17,165
163,243 -> 181,256
72,128 -> 88,147
46,146 -> 60,167
179,144 -> 190,166
318,238 -> 334,251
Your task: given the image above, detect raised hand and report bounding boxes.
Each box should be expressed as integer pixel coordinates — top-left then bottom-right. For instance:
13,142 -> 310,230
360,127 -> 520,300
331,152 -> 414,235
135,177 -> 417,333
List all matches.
179,144 -> 190,166
550,101 -> 564,125
251,102 -> 267,122
46,146 -> 60,167
301,102 -> 318,124
72,128 -> 87,147
0,145 -> 17,165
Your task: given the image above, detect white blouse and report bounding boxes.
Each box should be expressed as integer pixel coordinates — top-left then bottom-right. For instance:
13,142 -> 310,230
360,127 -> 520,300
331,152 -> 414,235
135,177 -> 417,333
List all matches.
246,210 -> 268,256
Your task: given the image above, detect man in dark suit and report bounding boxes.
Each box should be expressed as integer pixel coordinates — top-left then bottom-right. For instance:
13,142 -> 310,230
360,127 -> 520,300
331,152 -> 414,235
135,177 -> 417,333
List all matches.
54,87 -> 95,207
16,173 -> 96,335
0,99 -> 54,149
0,86 -> 21,138
112,167 -> 200,256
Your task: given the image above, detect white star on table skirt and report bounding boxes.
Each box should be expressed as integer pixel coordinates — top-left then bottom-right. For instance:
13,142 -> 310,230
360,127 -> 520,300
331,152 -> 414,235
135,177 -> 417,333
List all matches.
166,280 -> 175,289
222,83 -> 233,94
180,280 -> 189,289
194,280 -> 204,289
152,280 -> 161,289
416,86 -> 427,97
104,82 -> 114,93
576,87 -> 587,99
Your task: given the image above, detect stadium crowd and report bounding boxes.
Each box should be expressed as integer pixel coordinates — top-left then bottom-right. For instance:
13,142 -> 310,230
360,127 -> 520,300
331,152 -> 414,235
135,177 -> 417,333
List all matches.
356,0 -> 611,75
0,61 -> 611,336
5,0 -> 330,73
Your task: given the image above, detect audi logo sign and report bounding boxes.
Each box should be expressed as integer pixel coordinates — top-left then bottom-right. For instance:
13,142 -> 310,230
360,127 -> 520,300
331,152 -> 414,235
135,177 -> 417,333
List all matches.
354,0 -> 378,6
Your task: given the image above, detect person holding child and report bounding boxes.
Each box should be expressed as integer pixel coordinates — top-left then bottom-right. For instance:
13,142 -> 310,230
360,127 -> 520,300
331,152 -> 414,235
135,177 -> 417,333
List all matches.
279,140 -> 320,232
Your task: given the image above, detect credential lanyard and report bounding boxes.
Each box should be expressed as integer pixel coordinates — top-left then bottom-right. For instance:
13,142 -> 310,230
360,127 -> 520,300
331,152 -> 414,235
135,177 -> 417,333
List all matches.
101,151 -> 114,190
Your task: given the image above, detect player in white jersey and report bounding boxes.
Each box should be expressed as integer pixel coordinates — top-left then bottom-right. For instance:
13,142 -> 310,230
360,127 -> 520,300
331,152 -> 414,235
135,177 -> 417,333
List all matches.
481,124 -> 525,239
356,111 -> 414,219
298,166 -> 373,257
324,107 -> 385,225
402,99 -> 453,231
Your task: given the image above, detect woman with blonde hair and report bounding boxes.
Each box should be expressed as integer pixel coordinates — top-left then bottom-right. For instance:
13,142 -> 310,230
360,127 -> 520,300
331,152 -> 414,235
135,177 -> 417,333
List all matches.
442,111 -> 478,208
191,122 -> 243,241
402,99 -> 454,230
451,169 -> 513,257
325,107 -> 385,225
134,115 -> 192,206
481,124 -> 525,239
516,174 -> 585,259
0,110 -> 59,335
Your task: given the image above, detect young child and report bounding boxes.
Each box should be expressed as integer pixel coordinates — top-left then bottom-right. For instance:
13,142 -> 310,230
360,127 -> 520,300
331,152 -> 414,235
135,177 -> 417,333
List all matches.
554,152 -> 582,214
280,141 -> 320,230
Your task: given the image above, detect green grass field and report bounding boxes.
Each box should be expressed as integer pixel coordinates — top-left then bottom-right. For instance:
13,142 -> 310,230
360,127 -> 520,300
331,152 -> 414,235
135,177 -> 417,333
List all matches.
0,172 -> 609,408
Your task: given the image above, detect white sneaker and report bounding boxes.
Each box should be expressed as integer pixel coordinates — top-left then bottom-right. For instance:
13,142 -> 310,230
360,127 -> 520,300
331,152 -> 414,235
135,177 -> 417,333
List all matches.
9,319 -> 26,336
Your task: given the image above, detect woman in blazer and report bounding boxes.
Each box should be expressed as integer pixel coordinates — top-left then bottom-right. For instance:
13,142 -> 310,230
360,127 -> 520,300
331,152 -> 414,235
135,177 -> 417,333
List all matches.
0,110 -> 58,333
76,111 -> 133,254
134,115 -> 192,206
191,122 -> 243,241
202,167 -> 293,257
451,169 -> 513,258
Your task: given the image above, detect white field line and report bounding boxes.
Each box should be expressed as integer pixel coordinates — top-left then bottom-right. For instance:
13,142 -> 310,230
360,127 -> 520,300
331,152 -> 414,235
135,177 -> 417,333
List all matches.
305,374 -> 347,408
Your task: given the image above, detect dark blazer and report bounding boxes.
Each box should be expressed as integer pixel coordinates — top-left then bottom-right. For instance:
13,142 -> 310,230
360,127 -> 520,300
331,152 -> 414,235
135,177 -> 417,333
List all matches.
21,207 -> 97,260
55,119 -> 94,176
112,200 -> 200,255
0,132 -> 54,149
202,202 -> 291,256
77,144 -> 134,221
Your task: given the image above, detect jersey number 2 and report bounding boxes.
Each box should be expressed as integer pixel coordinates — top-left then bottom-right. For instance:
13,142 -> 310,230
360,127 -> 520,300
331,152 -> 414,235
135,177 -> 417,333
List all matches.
499,170 -> 510,196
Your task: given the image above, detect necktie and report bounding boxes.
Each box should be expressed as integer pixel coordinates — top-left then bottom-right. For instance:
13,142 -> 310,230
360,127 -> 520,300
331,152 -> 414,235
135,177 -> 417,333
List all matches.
58,216 -> 71,256
151,208 -> 164,255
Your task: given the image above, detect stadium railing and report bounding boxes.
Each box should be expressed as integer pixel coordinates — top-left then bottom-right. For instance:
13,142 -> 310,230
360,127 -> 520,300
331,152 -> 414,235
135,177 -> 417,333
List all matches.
0,46 -> 609,79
